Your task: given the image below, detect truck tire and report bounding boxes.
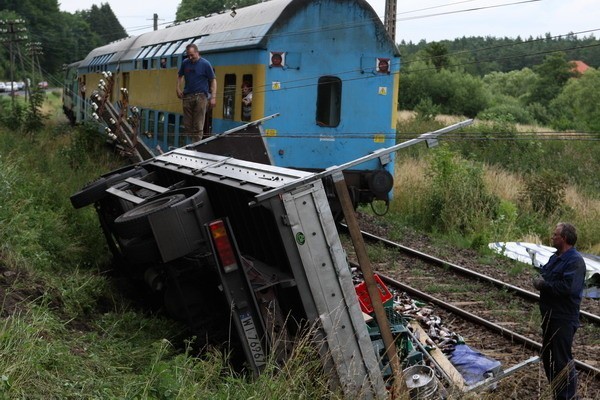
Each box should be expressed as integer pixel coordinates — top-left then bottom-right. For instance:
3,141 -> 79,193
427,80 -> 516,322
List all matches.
70,177 -> 108,209
113,194 -> 186,239
70,166 -> 147,209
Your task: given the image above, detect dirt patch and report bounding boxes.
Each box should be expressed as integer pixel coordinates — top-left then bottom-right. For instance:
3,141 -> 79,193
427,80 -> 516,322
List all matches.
0,264 -> 45,317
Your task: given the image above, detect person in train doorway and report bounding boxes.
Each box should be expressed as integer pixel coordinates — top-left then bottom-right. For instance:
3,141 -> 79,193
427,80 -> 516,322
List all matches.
532,222 -> 586,400
176,43 -> 217,141
241,81 -> 252,121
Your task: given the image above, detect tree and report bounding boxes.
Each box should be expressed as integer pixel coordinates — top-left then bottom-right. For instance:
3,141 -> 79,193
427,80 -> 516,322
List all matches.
176,0 -> 261,21
424,42 -> 449,71
550,68 -> 600,132
81,3 -> 127,43
528,52 -> 576,106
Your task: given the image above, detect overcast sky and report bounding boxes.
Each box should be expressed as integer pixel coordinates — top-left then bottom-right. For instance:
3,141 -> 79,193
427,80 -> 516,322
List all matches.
58,0 -> 599,43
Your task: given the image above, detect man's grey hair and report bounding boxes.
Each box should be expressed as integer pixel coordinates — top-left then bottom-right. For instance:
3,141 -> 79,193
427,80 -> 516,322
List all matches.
557,222 -> 577,245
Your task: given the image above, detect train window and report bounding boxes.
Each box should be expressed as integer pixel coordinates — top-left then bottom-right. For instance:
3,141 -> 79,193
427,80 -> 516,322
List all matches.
148,110 -> 156,139
167,114 -> 176,148
177,115 -> 185,144
157,112 -> 165,143
241,74 -> 253,122
137,47 -> 152,62
155,42 -> 170,57
140,108 -> 148,134
173,41 -> 188,56
223,74 -> 236,120
316,76 -> 342,127
163,41 -> 180,57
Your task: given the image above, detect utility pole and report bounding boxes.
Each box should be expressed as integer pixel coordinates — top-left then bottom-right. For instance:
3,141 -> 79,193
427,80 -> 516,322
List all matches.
153,13 -> 158,31
0,19 -> 28,108
384,0 -> 397,42
26,41 -> 43,101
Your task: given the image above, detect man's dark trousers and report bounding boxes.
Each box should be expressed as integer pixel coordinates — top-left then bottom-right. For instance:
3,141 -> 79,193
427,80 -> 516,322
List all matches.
541,316 -> 578,400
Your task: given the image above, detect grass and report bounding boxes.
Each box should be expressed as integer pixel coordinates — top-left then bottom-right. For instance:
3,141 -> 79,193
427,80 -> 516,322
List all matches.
0,97 -> 339,399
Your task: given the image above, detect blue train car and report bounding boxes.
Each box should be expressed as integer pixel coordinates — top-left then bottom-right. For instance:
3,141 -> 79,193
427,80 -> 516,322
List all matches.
64,0 -> 400,207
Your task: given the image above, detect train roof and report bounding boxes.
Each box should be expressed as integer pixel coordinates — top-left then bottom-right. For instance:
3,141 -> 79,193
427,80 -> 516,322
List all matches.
78,0 -> 395,68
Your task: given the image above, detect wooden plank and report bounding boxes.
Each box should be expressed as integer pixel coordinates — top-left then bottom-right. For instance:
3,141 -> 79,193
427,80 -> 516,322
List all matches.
408,321 -> 466,391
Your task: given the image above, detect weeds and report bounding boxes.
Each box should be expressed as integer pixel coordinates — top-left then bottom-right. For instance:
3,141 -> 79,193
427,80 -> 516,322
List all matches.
394,116 -> 599,252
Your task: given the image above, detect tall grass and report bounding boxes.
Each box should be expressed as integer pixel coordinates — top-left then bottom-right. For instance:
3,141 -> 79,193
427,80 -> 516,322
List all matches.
392,116 -> 600,252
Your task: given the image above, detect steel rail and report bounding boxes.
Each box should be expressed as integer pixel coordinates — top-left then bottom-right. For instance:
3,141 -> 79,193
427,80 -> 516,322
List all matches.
376,273 -> 600,378
346,226 -> 600,325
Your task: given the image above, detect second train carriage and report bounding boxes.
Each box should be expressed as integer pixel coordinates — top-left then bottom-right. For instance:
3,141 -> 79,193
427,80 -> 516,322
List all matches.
64,0 -> 400,207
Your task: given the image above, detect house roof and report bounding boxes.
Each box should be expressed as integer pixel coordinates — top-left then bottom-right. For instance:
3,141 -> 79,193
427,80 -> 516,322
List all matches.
571,60 -> 590,74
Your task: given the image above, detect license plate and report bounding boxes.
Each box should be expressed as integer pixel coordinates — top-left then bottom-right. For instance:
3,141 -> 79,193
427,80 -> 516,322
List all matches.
239,311 -> 266,367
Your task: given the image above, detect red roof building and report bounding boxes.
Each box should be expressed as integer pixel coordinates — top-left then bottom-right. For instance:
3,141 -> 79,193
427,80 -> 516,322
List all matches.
571,60 -> 590,75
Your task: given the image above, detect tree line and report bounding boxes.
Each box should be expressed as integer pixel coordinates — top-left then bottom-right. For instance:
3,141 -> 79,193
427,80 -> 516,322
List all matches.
399,33 -> 600,75
0,0 -> 126,80
399,34 -> 600,133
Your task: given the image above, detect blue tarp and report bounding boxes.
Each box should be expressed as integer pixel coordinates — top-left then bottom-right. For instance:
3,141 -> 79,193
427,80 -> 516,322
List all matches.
448,344 -> 502,386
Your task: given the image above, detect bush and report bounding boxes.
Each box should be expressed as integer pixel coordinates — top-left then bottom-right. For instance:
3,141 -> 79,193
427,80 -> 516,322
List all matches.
422,145 -> 499,235
520,170 -> 566,216
478,97 -> 534,125
414,98 -> 440,121
400,64 -> 490,118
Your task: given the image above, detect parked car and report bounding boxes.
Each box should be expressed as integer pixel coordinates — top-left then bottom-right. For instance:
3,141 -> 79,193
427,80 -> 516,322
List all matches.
16,81 -> 25,90
0,82 -> 6,92
38,81 -> 48,89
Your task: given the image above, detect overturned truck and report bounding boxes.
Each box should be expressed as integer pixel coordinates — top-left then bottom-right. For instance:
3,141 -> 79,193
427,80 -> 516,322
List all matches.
73,120 -> 503,398
71,130 -> 390,398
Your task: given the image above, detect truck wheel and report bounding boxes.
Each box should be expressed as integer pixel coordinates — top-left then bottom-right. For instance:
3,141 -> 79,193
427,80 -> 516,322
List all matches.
70,166 -> 148,209
70,177 -> 108,209
113,194 -> 186,239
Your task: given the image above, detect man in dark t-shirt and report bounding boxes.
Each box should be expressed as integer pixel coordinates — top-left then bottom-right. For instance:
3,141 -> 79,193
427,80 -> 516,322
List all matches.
176,43 -> 216,141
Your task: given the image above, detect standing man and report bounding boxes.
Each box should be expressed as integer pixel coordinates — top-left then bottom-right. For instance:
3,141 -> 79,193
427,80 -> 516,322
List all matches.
176,43 -> 216,141
533,222 -> 586,400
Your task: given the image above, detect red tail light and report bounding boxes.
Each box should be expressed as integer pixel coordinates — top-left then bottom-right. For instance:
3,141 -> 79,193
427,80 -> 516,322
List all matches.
209,220 -> 238,273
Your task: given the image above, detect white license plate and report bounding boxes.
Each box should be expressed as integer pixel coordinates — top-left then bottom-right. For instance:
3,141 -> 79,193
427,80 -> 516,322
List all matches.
239,311 -> 266,366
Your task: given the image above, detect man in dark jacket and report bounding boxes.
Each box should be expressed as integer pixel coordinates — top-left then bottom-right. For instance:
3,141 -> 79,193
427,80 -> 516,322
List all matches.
533,222 -> 586,400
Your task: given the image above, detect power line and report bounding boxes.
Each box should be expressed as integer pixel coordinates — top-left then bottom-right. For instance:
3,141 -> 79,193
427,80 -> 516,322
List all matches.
396,0 -> 542,23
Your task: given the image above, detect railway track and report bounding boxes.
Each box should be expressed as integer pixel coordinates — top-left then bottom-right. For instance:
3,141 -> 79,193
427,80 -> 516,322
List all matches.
341,225 -> 600,382
352,226 -> 600,325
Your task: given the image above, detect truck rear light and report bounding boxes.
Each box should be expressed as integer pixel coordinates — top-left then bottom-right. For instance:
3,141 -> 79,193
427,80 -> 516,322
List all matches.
209,220 -> 238,272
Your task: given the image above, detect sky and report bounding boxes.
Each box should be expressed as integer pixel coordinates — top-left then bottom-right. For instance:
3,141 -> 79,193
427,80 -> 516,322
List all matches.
57,0 -> 599,43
